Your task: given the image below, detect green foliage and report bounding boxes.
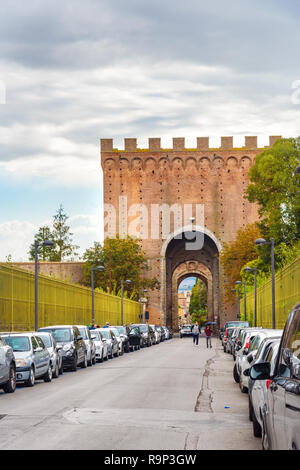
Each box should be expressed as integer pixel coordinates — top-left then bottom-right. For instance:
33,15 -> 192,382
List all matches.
29,206 -> 79,262
189,279 -> 207,326
246,137 -> 300,245
82,235 -> 160,301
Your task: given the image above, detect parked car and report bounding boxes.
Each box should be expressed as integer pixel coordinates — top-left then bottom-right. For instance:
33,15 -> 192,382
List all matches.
2,332 -> 52,386
99,328 -> 119,358
238,329 -> 283,393
223,327 -> 234,352
220,320 -> 250,340
128,326 -> 143,351
249,302 -> 300,450
228,327 -> 241,358
150,325 -> 160,344
91,329 -> 108,362
163,326 -> 170,340
38,325 -> 87,371
37,331 -> 63,378
112,326 -> 130,353
157,326 -> 166,342
0,334 -> 16,393
75,325 -> 96,366
131,324 -> 155,347
180,325 -> 193,338
233,327 -> 263,383
109,327 -> 124,355
247,337 -> 281,438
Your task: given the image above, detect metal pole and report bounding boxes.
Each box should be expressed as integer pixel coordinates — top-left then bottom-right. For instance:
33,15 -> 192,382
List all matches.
121,280 -> 124,325
139,288 -> 142,322
237,287 -> 240,319
91,266 -> 95,324
254,268 -> 257,327
244,280 -> 247,322
271,238 -> 275,328
34,240 -> 38,331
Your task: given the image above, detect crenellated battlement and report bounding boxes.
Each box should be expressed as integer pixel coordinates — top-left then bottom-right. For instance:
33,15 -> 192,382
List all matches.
100,136 -> 282,153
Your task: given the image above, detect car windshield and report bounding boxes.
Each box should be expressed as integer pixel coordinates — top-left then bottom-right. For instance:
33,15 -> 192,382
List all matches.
182,326 -> 191,330
100,330 -> 110,339
3,336 -> 30,352
41,328 -> 73,342
38,334 -> 52,348
137,325 -> 148,333
110,328 -> 120,336
116,327 -> 126,335
78,328 -> 88,339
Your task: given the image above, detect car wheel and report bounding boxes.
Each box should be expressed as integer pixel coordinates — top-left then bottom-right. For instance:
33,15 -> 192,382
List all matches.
248,396 -> 253,422
3,364 -> 16,393
26,366 -> 35,387
80,354 -> 87,368
71,354 -> 77,371
53,361 -> 59,379
92,354 -> 96,365
239,379 -> 248,394
233,364 -> 240,383
98,352 -> 103,363
87,353 -> 93,366
59,362 -> 63,375
44,364 -> 53,382
252,412 -> 262,438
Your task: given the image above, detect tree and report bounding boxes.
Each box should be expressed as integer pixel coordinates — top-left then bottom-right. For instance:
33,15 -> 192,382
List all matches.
29,226 -> 56,261
51,205 -> 79,261
246,137 -> 300,246
82,235 -> 160,301
189,279 -> 207,326
220,223 -> 261,304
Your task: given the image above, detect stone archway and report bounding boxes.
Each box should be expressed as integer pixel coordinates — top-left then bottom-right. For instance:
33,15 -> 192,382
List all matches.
161,228 -> 221,330
171,261 -> 213,331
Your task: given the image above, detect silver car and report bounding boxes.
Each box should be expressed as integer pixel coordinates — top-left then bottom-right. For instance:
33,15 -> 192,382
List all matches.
109,327 -> 124,355
2,332 -> 52,387
91,329 -> 108,362
37,331 -> 63,378
75,325 -> 96,366
99,328 -> 119,358
150,325 -> 160,344
0,334 -> 16,393
233,327 -> 263,384
239,329 -> 283,393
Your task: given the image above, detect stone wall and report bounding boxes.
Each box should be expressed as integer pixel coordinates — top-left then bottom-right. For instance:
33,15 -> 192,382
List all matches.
12,262 -> 85,284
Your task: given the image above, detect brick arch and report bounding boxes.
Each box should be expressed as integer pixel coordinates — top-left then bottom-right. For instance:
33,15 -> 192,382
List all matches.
170,157 -> 184,170
145,157 -> 157,171
104,158 -> 117,171
226,156 -> 238,168
199,157 -> 212,170
185,157 -> 198,172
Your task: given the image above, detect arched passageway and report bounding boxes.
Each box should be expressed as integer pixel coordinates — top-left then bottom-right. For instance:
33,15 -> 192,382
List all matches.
160,228 -> 221,330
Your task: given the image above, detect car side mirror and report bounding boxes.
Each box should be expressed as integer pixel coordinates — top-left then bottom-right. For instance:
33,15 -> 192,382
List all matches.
250,362 -> 271,381
247,353 -> 253,363
91,335 -> 96,340
35,347 -> 43,353
77,336 -> 83,341
282,348 -> 292,366
56,345 -> 62,350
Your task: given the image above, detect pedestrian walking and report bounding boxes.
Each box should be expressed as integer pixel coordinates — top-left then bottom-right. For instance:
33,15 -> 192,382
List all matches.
192,321 -> 200,345
204,325 -> 213,348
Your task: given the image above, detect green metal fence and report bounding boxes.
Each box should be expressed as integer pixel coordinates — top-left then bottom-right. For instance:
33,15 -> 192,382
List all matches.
0,264 -> 140,331
239,256 -> 300,329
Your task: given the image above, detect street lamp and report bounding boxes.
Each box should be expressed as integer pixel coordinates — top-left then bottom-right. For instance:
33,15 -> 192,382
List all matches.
244,266 -> 258,326
34,239 -> 54,331
139,288 -> 147,322
255,238 -> 275,328
91,265 -> 104,324
121,279 -> 131,325
234,281 -> 242,319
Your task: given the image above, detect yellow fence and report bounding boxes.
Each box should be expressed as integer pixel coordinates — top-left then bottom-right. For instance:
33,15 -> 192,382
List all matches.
239,256 -> 300,329
0,264 -> 140,331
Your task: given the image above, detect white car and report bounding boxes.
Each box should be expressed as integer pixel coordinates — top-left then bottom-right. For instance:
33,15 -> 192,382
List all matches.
108,327 -> 124,355
248,338 -> 281,438
91,330 -> 108,362
233,327 -> 263,384
150,325 -> 160,344
37,331 -> 63,378
239,329 -> 283,393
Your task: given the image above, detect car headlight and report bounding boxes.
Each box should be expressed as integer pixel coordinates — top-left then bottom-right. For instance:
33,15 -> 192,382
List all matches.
16,359 -> 27,367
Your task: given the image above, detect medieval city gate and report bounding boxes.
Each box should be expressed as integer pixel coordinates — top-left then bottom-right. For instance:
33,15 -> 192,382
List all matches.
101,136 -> 280,328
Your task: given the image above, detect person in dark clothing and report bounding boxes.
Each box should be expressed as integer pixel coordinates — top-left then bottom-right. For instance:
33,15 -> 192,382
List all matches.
204,325 -> 213,348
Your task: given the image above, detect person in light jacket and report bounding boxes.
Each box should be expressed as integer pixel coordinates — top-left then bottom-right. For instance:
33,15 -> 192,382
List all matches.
192,322 -> 200,345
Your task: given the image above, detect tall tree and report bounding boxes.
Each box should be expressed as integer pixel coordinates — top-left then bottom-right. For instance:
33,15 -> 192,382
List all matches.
188,279 -> 207,325
82,235 -> 160,300
246,137 -> 300,246
28,226 -> 56,261
51,205 -> 79,261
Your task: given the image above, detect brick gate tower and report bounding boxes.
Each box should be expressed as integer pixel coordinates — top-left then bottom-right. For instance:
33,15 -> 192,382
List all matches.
101,136 -> 281,329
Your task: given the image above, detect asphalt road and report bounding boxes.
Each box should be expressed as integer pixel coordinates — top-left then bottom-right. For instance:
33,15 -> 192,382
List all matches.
0,336 -> 261,450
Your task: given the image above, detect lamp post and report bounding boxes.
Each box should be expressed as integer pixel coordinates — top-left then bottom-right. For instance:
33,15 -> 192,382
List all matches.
91,265 -> 104,325
235,281 -> 242,319
244,266 -> 257,326
34,239 -> 54,331
121,279 -> 131,325
255,238 -> 275,328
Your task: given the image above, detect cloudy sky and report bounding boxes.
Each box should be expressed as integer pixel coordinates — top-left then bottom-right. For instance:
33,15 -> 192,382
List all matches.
0,0 -> 300,261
